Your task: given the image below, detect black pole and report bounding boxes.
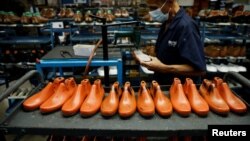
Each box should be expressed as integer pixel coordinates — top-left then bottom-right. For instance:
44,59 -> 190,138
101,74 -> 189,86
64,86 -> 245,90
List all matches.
101,20 -> 109,86
89,15 -> 109,86
88,15 -> 141,86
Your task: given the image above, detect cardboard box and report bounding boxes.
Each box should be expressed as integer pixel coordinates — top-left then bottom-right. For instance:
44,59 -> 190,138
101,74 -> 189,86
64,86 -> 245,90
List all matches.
73,44 -> 96,56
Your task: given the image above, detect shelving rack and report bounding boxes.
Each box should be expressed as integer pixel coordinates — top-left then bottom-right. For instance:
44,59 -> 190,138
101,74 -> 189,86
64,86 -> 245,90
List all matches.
200,21 -> 250,77
0,23 -> 53,48
0,22 -> 55,83
201,22 -> 250,44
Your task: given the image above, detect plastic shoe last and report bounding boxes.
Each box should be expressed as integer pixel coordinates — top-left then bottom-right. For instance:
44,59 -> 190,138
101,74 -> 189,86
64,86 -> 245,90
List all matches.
65,8 -> 74,18
183,78 -> 209,116
58,8 -> 66,18
31,12 -> 48,24
74,11 -> 83,23
62,79 -> 91,116
3,12 -> 20,24
23,77 -> 64,111
199,79 -> 230,115
20,12 -> 32,24
206,64 -> 217,72
121,8 -> 129,17
137,81 -> 155,117
118,82 -> 136,118
85,10 -> 93,23
100,81 -> 121,117
214,77 -> 247,114
80,79 -> 105,117
46,8 -> 56,19
150,80 -> 172,117
40,77 -> 77,113
169,78 -> 191,116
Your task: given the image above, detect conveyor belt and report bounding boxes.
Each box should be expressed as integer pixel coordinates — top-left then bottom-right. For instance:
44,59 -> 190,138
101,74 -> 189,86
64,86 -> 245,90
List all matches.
0,71 -> 250,137
0,90 -> 249,137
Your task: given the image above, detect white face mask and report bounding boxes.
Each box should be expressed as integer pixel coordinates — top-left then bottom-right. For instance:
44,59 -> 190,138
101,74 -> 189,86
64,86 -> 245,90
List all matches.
149,1 -> 170,22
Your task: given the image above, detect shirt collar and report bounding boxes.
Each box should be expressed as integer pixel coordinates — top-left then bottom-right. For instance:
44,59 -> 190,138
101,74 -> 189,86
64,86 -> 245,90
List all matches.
168,7 -> 185,29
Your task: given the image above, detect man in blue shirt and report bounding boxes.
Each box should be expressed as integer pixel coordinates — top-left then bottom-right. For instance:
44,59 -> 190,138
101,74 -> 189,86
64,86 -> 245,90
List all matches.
141,0 -> 206,85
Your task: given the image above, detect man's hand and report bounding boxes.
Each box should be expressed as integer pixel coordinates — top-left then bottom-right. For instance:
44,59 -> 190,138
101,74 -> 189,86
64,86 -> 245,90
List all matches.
140,56 -> 167,73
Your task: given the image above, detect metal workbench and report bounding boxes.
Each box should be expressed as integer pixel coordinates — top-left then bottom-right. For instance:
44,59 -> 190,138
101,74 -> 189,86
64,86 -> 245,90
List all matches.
0,71 -> 250,138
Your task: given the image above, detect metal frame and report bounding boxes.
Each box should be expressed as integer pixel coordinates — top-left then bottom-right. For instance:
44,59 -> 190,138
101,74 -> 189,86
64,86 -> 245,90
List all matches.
36,59 -> 123,85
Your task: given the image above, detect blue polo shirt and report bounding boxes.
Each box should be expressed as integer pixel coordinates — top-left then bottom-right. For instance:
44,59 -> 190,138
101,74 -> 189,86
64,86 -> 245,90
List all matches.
154,8 -> 206,85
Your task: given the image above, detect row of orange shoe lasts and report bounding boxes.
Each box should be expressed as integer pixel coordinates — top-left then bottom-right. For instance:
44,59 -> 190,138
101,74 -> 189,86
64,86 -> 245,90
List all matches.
23,76 -> 247,118
22,77 -> 171,117
174,77 -> 247,116
23,77 -> 102,116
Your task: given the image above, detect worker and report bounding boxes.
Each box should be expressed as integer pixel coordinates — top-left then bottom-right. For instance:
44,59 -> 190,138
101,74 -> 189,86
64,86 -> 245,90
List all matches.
140,0 -> 206,85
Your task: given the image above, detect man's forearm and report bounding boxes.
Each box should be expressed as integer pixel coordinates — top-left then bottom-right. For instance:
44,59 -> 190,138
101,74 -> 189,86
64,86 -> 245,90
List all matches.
161,64 -> 206,76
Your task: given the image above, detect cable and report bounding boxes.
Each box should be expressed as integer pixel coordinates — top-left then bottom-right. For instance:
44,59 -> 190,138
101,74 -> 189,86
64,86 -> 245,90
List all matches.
83,39 -> 103,78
